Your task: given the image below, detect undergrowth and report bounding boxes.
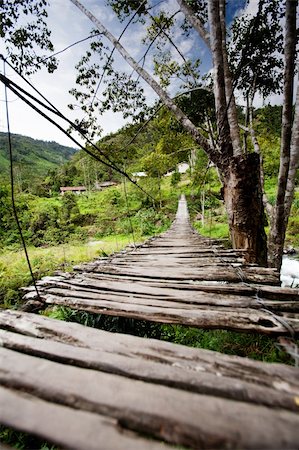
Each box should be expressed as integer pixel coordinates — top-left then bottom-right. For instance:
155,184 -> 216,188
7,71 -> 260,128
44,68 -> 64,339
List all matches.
0,235 -> 138,309
0,426 -> 56,450
44,306 -> 296,365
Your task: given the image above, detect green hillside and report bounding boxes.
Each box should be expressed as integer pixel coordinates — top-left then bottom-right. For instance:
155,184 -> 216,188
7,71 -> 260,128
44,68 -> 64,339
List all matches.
0,132 -> 77,181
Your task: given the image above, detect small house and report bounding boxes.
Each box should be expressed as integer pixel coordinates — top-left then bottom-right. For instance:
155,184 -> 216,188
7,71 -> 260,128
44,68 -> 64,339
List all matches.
94,181 -> 117,190
60,186 -> 87,196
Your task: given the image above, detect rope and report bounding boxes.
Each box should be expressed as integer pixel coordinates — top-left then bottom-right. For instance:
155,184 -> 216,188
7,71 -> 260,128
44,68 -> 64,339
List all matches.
0,66 -> 155,202
2,59 -> 41,302
123,174 -> 136,248
209,244 -> 299,366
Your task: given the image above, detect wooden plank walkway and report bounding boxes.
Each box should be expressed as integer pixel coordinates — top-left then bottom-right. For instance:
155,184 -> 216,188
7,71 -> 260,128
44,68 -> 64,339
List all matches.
0,309 -> 299,449
23,196 -> 299,335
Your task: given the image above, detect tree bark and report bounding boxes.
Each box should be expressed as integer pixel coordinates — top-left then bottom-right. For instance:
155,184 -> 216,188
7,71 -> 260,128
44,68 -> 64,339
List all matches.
208,0 -> 232,162
268,0 -> 297,269
248,89 -> 273,219
176,0 -> 210,48
219,0 -> 242,156
284,79 -> 299,219
223,153 -> 267,266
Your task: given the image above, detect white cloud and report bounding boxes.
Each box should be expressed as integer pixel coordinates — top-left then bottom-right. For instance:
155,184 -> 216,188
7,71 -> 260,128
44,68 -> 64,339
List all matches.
236,0 -> 259,18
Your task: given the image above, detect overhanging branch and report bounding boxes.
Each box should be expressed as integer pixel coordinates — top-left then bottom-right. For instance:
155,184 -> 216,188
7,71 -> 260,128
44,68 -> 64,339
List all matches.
69,0 -> 221,166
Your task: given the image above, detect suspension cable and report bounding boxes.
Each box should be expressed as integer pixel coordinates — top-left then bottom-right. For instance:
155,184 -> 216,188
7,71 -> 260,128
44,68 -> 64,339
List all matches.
0,67 -> 155,201
209,243 -> 298,366
2,59 -> 41,301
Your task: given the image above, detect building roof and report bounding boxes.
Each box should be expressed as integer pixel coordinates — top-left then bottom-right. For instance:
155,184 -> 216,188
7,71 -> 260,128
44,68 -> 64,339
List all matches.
95,181 -> 117,187
60,186 -> 87,191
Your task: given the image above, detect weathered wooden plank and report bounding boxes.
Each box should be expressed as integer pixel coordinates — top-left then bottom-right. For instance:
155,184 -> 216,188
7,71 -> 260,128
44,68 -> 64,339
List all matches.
109,258 -> 244,266
1,346 -> 299,449
84,265 -> 279,285
27,281 -> 299,314
27,291 -> 297,334
33,274 -> 299,302
1,310 -> 297,382
86,273 -> 296,300
0,387 -> 167,450
1,327 -> 299,413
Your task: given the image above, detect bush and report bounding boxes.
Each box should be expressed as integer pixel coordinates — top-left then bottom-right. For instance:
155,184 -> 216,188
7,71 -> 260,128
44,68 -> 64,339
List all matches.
171,170 -> 181,186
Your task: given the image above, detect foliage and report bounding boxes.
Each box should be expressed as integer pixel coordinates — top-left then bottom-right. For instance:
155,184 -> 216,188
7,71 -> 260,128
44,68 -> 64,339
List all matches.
159,325 -> 296,364
0,234 -> 136,308
229,0 -> 284,99
171,170 -> 181,186
0,425 -> 56,450
0,0 -> 57,74
175,89 -> 215,127
0,132 -> 76,190
194,222 -> 229,239
45,306 -> 162,338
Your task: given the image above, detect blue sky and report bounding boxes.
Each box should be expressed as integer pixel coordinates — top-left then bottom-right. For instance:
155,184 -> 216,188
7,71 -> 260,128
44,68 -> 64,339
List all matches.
0,0 -> 282,147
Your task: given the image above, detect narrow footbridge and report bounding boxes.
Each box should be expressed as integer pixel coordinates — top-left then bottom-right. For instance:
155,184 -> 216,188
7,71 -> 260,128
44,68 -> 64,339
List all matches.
1,196 -> 299,449
23,195 -> 299,335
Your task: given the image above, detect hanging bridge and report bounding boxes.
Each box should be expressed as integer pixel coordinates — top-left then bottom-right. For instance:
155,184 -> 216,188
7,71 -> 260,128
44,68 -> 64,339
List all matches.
0,195 -> 299,449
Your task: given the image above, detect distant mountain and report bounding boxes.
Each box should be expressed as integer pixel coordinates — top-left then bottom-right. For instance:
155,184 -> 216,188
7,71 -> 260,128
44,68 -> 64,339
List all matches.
0,132 -> 77,180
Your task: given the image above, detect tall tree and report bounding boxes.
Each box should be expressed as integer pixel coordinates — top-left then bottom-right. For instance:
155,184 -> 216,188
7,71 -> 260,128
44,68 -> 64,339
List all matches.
268,0 -> 298,268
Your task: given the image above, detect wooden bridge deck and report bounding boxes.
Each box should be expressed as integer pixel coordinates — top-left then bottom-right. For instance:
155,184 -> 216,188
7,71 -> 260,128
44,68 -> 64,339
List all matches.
23,196 -> 299,335
1,195 -> 299,448
0,309 -> 299,449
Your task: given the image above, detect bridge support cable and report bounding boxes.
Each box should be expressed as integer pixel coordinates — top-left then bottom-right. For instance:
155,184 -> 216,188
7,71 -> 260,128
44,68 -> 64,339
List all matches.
2,59 -> 41,301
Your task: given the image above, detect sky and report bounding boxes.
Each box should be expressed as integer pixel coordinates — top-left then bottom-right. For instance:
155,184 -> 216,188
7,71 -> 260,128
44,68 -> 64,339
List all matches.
0,0 -> 290,148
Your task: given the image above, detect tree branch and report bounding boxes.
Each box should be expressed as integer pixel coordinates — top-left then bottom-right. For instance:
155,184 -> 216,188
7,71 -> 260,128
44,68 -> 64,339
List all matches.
69,0 -> 221,166
219,0 -> 242,156
148,11 -> 198,85
207,0 -> 232,162
176,0 -> 210,48
248,90 -> 273,218
275,0 -> 297,213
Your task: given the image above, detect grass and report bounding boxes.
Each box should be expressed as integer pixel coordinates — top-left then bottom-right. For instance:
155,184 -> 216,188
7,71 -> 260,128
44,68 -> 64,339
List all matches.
194,221 -> 229,239
0,426 -> 56,450
0,234 -> 139,308
40,307 -> 297,365
160,325 -> 296,365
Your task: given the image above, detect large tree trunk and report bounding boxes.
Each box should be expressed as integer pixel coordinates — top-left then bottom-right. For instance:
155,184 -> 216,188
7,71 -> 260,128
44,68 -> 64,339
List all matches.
223,153 -> 267,266
208,0 -> 232,157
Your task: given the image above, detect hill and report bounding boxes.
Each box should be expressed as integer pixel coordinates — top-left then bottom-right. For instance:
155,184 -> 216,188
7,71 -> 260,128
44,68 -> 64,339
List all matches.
0,132 -> 77,182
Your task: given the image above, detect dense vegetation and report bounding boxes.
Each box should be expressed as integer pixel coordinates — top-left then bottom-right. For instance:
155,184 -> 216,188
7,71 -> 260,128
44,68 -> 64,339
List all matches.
0,132 -> 76,191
